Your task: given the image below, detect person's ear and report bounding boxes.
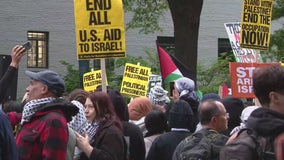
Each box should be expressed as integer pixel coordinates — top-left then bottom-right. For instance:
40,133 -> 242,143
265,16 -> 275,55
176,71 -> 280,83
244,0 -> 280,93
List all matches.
269,91 -> 280,105
211,116 -> 218,125
41,85 -> 49,94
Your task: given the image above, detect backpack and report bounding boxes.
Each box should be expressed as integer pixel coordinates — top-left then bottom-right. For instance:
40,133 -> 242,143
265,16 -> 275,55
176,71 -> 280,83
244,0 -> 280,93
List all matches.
220,128 -> 275,160
173,129 -> 220,160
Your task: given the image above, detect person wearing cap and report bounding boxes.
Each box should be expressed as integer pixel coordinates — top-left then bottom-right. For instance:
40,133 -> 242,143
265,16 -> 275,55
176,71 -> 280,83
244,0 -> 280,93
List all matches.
8,69 -> 79,160
0,45 -> 26,160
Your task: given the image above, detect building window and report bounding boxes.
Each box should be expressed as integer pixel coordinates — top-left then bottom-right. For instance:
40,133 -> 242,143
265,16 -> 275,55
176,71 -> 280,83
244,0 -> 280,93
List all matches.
27,31 -> 49,68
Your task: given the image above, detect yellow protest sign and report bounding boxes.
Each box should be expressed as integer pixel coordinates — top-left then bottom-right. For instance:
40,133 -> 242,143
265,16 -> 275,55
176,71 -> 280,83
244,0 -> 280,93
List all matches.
120,63 -> 151,97
83,70 -> 106,92
240,0 -> 274,50
74,0 -> 126,60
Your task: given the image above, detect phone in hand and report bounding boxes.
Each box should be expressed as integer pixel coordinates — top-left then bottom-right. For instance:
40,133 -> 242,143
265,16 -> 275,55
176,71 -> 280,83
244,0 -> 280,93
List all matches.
169,81 -> 175,96
22,41 -> 32,51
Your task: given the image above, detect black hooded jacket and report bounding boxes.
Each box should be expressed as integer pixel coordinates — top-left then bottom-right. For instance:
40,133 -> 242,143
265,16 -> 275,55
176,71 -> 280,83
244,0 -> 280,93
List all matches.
247,107 -> 284,141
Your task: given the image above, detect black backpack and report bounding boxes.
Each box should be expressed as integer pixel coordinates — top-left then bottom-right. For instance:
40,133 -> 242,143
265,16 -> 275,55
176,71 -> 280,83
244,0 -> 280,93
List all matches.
173,129 -> 221,160
220,128 -> 275,160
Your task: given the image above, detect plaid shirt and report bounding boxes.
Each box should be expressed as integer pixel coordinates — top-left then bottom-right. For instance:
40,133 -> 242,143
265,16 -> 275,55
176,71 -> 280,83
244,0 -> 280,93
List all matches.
15,110 -> 69,160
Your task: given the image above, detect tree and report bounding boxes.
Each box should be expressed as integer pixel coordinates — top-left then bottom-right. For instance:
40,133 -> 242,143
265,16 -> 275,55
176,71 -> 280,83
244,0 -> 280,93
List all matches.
197,53 -> 234,94
262,0 -> 284,62
123,0 -> 203,83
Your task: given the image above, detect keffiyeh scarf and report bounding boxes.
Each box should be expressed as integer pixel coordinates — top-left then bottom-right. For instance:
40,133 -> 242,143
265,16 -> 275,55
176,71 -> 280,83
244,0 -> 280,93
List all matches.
68,100 -> 88,136
21,97 -> 55,124
85,121 -> 99,143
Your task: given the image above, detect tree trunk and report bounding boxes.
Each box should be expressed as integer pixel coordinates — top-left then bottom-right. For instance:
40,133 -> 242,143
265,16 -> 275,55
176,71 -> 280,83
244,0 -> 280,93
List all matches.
167,0 -> 203,83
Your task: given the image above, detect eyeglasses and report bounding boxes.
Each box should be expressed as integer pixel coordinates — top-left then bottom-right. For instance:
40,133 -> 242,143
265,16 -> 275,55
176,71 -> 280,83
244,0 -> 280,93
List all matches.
225,113 -> 230,118
214,112 -> 229,119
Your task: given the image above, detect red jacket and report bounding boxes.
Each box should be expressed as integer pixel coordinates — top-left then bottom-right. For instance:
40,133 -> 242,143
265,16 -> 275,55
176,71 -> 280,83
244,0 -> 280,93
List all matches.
8,98 -> 78,160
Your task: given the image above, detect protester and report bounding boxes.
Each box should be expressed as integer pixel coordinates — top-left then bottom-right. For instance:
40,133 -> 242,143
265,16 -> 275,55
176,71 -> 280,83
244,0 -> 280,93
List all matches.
195,92 -> 221,132
8,70 -> 79,160
226,105 -> 260,144
0,45 -> 26,160
2,100 -> 22,113
128,97 -> 152,133
172,77 -> 200,132
107,88 -> 146,160
144,110 -> 168,157
220,65 -> 284,159
146,100 -> 193,160
75,91 -> 127,160
148,85 -> 170,112
220,97 -> 245,136
67,88 -> 89,160
230,105 -> 260,136
67,89 -> 88,136
173,99 -> 228,160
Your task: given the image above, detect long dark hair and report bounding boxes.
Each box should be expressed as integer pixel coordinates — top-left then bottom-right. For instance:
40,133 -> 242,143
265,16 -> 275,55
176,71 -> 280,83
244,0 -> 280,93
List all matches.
88,91 -> 123,133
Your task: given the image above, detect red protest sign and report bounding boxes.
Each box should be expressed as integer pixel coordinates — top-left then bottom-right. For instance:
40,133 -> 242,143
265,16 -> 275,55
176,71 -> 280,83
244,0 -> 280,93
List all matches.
230,62 -> 280,98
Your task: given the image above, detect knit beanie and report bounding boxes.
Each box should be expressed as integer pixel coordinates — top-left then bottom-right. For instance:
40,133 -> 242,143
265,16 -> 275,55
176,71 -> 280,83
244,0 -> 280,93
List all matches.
148,85 -> 170,105
201,93 -> 221,102
175,77 -> 195,97
128,97 -> 152,121
168,100 -> 194,130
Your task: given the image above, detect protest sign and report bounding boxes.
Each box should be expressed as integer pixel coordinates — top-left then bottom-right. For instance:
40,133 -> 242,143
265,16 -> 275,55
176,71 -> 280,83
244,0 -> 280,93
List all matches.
147,74 -> 162,96
83,70 -> 106,92
240,0 -> 274,50
224,22 -> 262,63
121,63 -> 151,97
230,62 -> 280,98
74,0 -> 126,60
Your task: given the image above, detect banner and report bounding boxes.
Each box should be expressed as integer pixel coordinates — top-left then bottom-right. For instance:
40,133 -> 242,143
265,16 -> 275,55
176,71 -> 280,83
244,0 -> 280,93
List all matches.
230,62 -> 280,98
120,63 -> 151,97
83,70 -> 106,92
240,0 -> 274,50
224,22 -> 262,63
74,0 -> 126,60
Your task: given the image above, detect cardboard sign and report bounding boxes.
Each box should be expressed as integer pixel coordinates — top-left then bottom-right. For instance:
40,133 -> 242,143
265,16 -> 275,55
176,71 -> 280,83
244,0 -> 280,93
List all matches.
74,0 -> 126,60
147,74 -> 162,96
224,22 -> 262,63
230,62 -> 280,98
83,70 -> 106,92
240,0 -> 274,50
120,63 -> 151,97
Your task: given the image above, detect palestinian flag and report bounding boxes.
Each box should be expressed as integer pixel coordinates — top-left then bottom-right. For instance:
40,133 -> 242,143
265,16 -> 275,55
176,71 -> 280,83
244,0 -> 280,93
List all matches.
157,45 -> 183,87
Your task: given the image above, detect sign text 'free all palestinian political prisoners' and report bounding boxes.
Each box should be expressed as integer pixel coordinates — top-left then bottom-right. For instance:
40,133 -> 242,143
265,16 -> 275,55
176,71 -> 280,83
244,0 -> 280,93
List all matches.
83,70 -> 108,92
240,0 -> 274,50
229,62 -> 280,98
74,0 -> 126,60
120,63 -> 151,97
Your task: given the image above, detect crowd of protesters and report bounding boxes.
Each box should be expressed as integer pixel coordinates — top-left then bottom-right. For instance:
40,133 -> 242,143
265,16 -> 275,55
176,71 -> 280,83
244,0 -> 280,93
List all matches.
1,45 -> 284,160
